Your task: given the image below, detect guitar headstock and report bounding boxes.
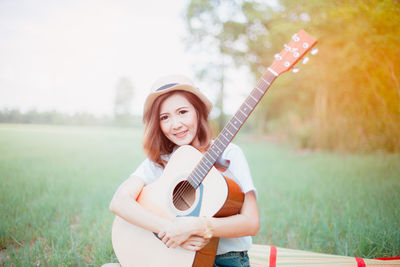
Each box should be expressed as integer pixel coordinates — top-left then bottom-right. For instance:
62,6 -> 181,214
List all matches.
269,29 -> 317,76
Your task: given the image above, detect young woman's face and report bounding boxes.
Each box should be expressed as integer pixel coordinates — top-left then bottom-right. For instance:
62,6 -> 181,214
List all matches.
159,93 -> 199,147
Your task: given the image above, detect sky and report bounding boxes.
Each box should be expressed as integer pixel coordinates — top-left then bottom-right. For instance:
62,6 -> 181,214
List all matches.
0,0 -> 252,116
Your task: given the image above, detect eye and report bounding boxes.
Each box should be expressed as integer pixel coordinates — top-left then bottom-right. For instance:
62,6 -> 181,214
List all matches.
160,115 -> 169,121
179,109 -> 188,115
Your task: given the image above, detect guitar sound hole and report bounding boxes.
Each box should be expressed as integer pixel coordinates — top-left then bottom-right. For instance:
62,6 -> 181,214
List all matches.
172,181 -> 196,211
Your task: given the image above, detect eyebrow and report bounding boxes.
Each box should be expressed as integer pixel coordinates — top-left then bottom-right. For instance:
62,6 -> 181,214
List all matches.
159,106 -> 189,115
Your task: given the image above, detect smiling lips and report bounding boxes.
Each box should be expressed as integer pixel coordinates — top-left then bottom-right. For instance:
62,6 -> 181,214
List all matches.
174,130 -> 188,138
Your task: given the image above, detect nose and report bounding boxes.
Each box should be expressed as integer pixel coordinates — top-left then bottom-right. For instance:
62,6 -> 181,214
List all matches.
171,116 -> 183,129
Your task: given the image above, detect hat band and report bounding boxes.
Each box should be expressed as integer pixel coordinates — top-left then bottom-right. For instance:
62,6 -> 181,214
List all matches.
156,83 -> 178,92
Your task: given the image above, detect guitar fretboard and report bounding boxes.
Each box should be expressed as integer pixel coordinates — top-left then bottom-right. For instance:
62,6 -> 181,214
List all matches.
188,70 -> 277,189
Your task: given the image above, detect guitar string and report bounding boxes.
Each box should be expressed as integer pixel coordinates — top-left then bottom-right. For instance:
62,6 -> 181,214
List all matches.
171,74 -> 274,210
171,154 -> 213,206
171,119 -> 243,207
171,141 -> 228,207
171,78 -> 270,208
170,42 -> 313,209
171,118 -> 238,205
172,77 -> 270,204
171,123 -> 237,204
171,134 -> 230,203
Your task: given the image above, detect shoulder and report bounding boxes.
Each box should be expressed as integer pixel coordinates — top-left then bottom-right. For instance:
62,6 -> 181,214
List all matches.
222,142 -> 246,159
131,157 -> 164,185
139,157 -> 159,169
221,142 -> 255,193
225,142 -> 241,151
222,142 -> 250,169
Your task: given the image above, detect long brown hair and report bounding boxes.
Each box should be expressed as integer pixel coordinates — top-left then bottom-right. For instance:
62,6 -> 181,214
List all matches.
143,90 -> 213,167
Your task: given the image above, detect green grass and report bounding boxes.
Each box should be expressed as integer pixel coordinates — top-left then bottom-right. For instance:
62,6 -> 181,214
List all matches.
240,138 -> 400,257
0,124 -> 399,266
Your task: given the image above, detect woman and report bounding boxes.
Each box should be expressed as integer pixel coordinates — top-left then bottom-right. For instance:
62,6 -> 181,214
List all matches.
108,75 -> 259,267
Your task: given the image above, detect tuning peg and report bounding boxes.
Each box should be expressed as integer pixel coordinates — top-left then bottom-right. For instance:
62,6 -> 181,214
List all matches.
310,48 -> 319,55
302,57 -> 309,64
292,67 -> 300,73
292,33 -> 300,42
274,54 -> 282,60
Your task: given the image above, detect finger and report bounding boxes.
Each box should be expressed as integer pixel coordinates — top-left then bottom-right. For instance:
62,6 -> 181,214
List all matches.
193,244 -> 203,251
158,231 -> 165,239
188,235 -> 209,243
183,244 -> 196,251
192,238 -> 207,246
166,239 -> 175,248
188,236 -> 202,242
180,243 -> 193,251
187,240 -> 200,247
162,236 -> 170,245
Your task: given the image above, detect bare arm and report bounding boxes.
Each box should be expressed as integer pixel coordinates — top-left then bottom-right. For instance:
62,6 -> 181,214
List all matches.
109,175 -> 209,250
210,190 -> 260,238
109,175 -> 169,233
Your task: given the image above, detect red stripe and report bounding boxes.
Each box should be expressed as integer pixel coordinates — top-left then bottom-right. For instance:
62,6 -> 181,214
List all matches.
374,257 -> 400,260
269,246 -> 277,267
355,257 -> 366,267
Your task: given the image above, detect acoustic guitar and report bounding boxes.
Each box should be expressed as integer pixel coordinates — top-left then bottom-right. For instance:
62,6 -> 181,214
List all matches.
111,29 -> 317,267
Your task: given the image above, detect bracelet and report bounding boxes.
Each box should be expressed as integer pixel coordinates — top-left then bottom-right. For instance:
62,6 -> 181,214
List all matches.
202,216 -> 213,239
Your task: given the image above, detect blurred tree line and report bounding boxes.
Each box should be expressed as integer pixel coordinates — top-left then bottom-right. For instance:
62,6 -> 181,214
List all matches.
0,77 -> 141,127
0,108 -> 142,127
0,108 -> 111,126
185,0 -> 400,152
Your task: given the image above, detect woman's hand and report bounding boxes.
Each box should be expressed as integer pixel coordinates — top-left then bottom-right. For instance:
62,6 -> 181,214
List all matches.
157,216 -> 205,249
180,235 -> 210,251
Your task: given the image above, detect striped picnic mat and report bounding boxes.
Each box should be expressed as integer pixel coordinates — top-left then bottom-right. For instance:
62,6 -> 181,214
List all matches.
248,244 -> 400,267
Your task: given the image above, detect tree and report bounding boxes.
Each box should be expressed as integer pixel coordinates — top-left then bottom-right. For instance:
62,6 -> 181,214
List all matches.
184,0 -> 245,131
114,77 -> 134,126
184,0 -> 400,152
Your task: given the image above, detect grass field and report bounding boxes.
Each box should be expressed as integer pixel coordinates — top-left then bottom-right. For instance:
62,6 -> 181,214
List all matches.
1,124 -> 399,266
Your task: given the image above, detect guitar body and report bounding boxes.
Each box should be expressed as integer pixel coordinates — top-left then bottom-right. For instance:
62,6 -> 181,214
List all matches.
112,145 -> 244,267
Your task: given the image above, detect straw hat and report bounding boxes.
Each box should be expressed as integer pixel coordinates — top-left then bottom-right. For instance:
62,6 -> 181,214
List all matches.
143,74 -> 213,117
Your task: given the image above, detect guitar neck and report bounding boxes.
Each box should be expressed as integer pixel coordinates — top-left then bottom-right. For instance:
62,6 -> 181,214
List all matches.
186,29 -> 318,189
188,70 -> 277,189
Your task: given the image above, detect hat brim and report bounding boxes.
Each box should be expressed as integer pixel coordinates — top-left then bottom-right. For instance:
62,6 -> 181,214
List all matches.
143,83 -> 213,118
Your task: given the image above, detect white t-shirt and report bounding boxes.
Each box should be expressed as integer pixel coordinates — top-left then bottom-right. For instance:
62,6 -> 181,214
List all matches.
131,142 -> 256,255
